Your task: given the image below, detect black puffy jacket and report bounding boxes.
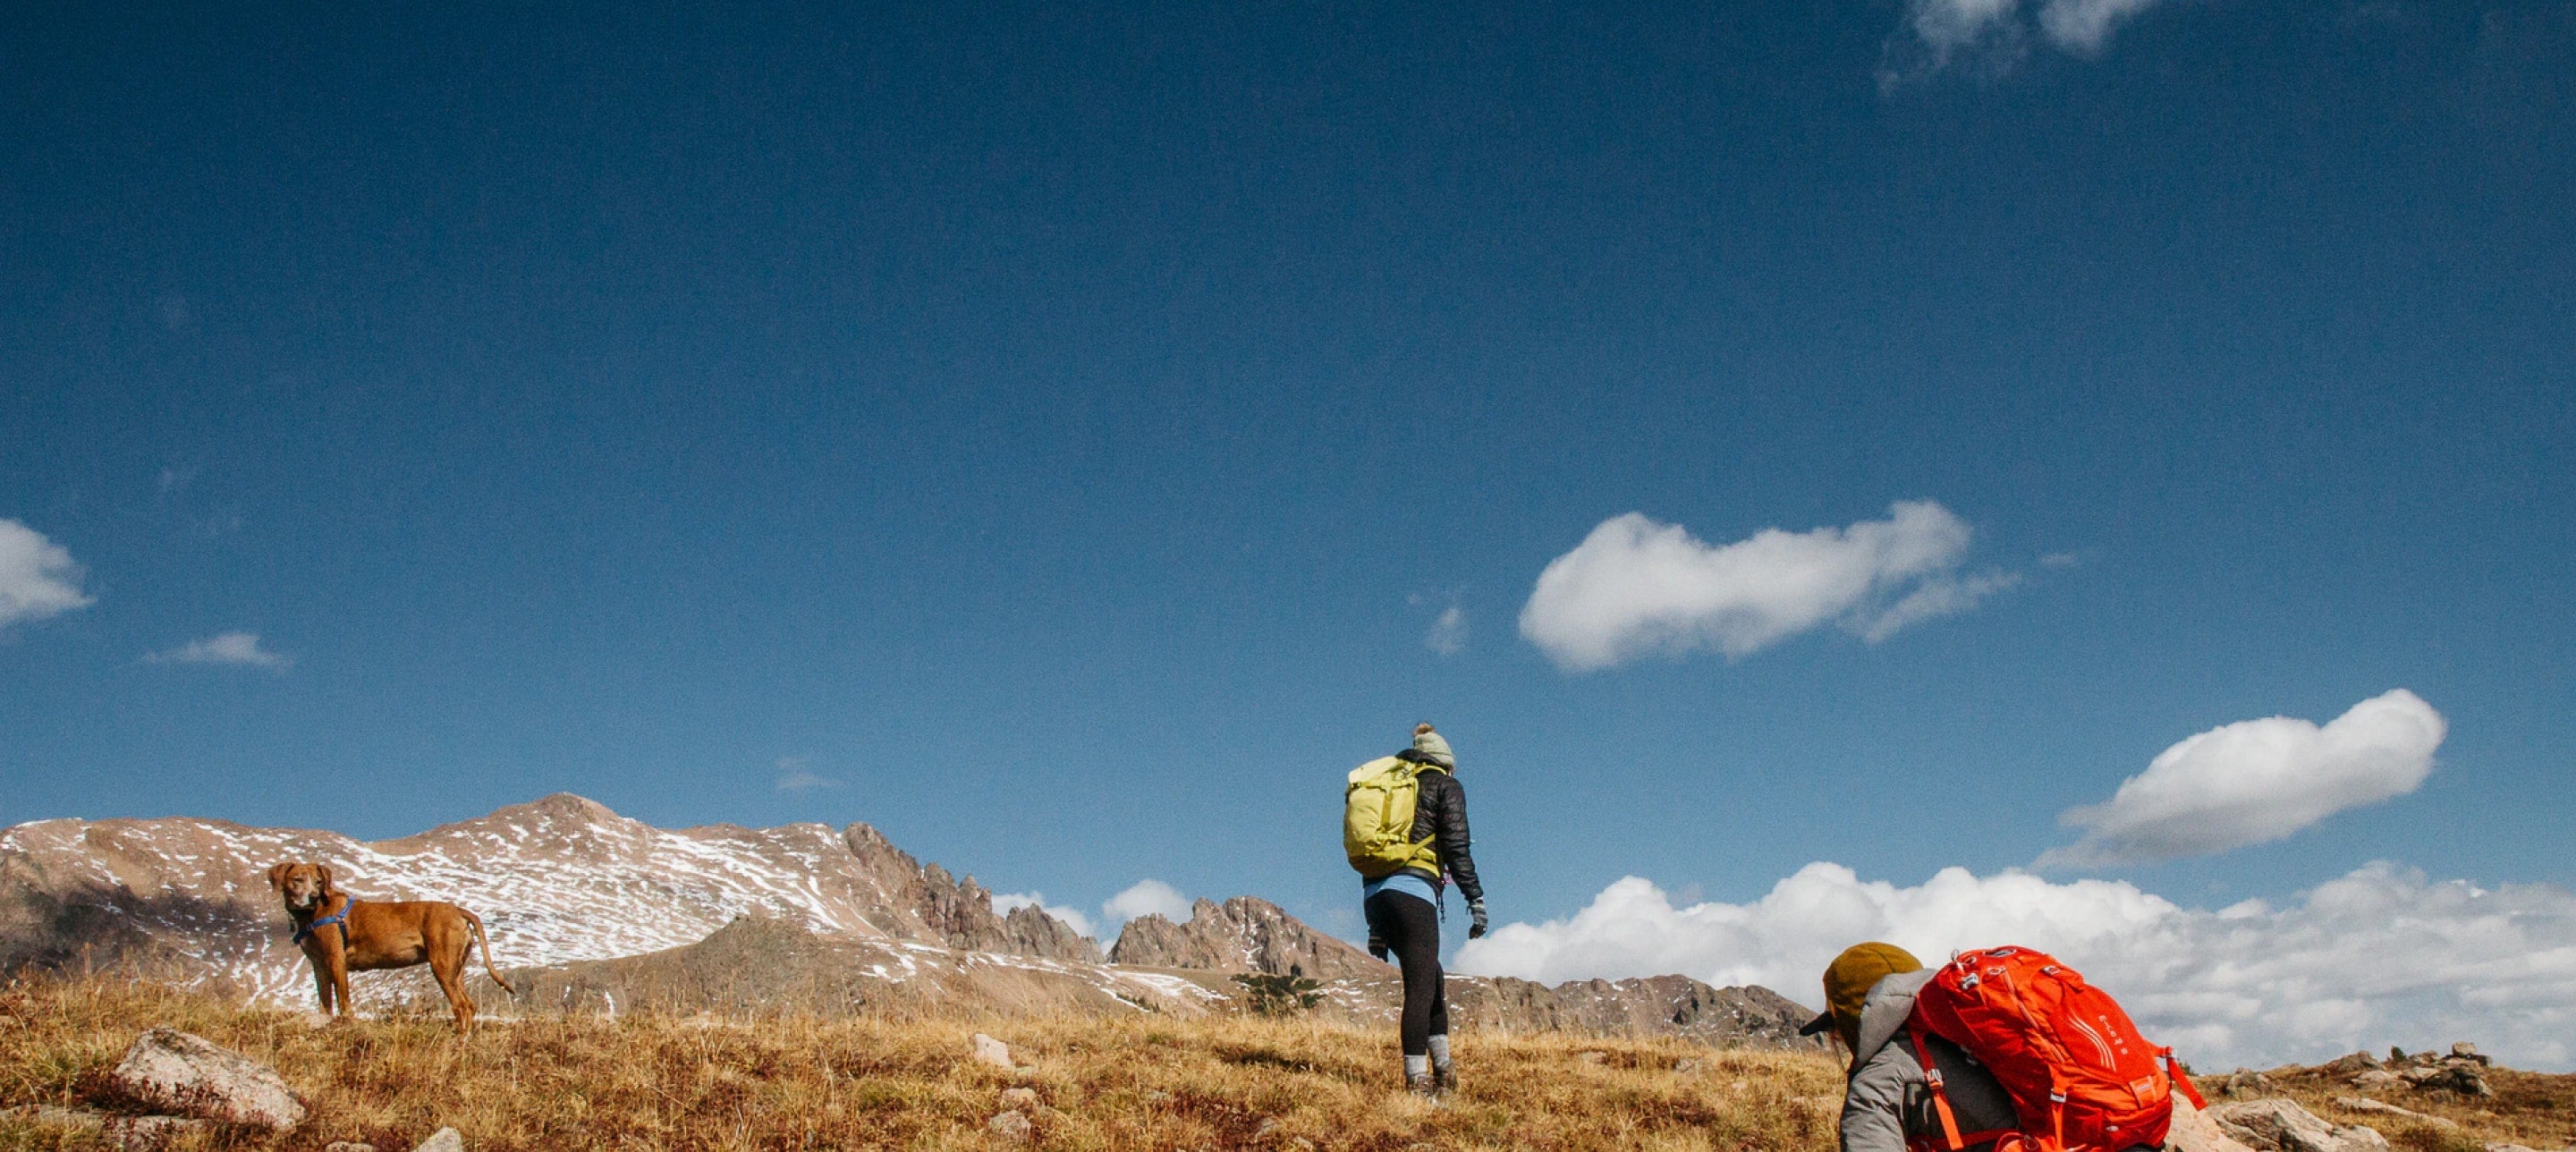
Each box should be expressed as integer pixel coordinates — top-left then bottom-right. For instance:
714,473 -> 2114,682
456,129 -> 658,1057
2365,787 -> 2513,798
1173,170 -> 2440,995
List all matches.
1394,750 -> 1483,903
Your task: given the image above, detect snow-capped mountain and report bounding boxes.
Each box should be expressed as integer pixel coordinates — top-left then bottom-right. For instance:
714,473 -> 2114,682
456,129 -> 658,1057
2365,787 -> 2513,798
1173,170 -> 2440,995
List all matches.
0,792 -> 1092,1004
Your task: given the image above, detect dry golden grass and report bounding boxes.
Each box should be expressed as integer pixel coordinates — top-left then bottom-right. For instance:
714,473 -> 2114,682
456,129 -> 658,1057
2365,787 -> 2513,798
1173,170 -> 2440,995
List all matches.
0,976 -> 1849,1150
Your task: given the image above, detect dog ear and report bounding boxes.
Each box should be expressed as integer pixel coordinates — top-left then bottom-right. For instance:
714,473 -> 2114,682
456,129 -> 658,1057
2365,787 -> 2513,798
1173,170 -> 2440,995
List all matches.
316,864 -> 337,897
267,862 -> 292,893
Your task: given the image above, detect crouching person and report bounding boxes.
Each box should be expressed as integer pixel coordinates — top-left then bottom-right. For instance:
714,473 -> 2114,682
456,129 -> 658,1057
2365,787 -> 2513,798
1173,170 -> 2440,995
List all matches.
1801,942 -> 2202,1152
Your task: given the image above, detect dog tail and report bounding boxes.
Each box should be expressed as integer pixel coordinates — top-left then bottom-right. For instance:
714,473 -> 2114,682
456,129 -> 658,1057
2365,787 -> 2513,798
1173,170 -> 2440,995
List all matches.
465,910 -> 516,995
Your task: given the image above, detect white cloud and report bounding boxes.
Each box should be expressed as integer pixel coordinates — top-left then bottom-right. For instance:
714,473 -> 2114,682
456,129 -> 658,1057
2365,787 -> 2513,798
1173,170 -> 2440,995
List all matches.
2040,690 -> 2447,868
1518,502 -> 2011,672
993,892 -> 1098,939
1909,0 -> 2024,58
773,756 -> 841,792
1103,878 -> 1194,926
1426,606 -> 1467,656
1888,0 -> 2169,78
1454,862 -> 2576,1072
142,631 -> 292,671
0,520 -> 95,631
2037,0 -> 2164,53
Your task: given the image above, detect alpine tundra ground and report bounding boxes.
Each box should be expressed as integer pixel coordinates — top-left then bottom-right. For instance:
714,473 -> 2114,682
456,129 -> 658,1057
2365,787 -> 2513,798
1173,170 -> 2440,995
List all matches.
4,977 -> 2572,1151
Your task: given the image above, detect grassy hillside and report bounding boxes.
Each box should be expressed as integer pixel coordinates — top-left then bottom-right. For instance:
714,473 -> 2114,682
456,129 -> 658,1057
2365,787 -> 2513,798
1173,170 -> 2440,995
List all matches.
9,977 -> 2570,1151
3,977 -> 1846,1150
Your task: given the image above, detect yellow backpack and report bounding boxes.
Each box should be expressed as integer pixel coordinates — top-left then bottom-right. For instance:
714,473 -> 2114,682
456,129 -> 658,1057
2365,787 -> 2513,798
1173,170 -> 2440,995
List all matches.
1344,755 -> 1443,878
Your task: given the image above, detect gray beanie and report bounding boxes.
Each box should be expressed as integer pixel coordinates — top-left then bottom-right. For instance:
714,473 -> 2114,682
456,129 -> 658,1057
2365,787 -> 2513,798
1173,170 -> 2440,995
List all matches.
1411,724 -> 1455,769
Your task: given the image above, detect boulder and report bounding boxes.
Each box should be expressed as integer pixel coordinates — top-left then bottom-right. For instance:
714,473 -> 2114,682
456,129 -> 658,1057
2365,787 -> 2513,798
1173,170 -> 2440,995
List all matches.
2166,1095 -> 2259,1152
2351,1070 -> 2405,1091
2318,1053 -> 2382,1075
415,1128 -> 464,1152
2408,1064 -> 2492,1097
106,1028 -> 305,1131
2219,1070 -> 2278,1097
2209,1098 -> 2390,1152
2450,1043 -> 2489,1066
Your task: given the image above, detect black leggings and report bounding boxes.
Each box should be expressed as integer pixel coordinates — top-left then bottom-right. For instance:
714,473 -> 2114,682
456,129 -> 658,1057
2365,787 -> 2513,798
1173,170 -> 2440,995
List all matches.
1364,889 -> 1446,1056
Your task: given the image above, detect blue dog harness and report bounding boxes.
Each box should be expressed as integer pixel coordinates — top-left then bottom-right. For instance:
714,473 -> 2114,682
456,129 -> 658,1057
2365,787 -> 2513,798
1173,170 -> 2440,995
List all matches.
292,902 -> 350,947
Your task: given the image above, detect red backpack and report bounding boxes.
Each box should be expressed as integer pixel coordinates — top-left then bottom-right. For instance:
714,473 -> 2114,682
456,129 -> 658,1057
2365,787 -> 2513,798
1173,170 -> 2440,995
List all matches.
1904,946 -> 2207,1152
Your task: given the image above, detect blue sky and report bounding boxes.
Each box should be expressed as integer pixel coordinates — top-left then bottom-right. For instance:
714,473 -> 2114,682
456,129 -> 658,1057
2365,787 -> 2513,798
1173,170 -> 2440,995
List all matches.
4,1 -> 2572,1063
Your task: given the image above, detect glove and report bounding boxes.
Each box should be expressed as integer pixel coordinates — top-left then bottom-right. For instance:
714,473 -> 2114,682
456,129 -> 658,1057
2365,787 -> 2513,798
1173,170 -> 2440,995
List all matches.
1368,932 -> 1389,961
1468,899 -> 1488,939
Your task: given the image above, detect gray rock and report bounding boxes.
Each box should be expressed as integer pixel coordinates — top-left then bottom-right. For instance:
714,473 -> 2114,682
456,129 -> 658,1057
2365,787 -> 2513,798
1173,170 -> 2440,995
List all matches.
4,1105 -> 106,1133
107,1028 -> 305,1131
2351,1070 -> 2405,1090
987,1109 -> 1033,1140
998,1087 -> 1041,1110
2332,1097 -> 2456,1129
2210,1098 -> 2390,1152
2166,1097 -> 2259,1152
103,1114 -> 211,1151
2410,1065 -> 2492,1097
324,1143 -> 378,1152
972,1032 -> 1016,1071
415,1127 -> 463,1152
2220,1070 -> 2278,1097
2450,1043 -> 2487,1065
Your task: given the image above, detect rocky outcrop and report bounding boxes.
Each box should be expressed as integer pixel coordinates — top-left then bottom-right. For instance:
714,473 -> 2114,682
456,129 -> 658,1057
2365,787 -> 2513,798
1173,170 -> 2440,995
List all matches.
507,914 -> 1228,1020
1451,974 -> 1828,1049
1108,897 -> 1385,979
0,793 -> 1098,1003
2301,1045 -> 2495,1098
2211,1098 -> 2390,1152
1309,970 -> 1830,1050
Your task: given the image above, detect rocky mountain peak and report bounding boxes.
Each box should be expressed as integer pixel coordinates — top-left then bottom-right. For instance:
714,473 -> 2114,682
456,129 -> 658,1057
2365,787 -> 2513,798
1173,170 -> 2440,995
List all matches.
1108,895 -> 1384,979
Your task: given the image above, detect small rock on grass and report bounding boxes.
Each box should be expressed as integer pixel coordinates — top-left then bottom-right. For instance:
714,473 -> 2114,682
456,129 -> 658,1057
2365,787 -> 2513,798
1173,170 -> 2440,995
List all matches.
323,1142 -> 377,1152
972,1033 -> 1017,1072
987,1109 -> 1033,1140
102,1114 -> 210,1151
109,1027 -> 305,1131
415,1127 -> 464,1152
998,1087 -> 1040,1111
4,1105 -> 105,1133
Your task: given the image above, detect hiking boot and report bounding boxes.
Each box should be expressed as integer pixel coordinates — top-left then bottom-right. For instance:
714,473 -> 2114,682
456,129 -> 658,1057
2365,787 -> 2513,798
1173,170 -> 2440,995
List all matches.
1433,1065 -> 1458,1097
1406,1072 -> 1439,1097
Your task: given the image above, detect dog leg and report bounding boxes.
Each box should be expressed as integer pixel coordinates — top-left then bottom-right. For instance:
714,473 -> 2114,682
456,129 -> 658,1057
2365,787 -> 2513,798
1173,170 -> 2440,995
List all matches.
330,947 -> 354,1023
430,950 -> 474,1032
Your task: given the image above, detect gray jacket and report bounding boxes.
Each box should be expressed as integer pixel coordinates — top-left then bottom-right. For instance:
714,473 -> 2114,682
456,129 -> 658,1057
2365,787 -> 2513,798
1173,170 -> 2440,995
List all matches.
1840,970 -> 2018,1152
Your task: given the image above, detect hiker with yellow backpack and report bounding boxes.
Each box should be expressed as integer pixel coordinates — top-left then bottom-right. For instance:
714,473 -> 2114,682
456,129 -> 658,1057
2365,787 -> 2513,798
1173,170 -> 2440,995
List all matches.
1344,722 -> 1487,1097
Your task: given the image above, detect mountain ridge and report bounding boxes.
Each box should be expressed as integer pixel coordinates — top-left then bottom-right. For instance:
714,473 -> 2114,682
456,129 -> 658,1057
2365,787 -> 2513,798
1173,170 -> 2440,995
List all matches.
1,793 -> 1823,1049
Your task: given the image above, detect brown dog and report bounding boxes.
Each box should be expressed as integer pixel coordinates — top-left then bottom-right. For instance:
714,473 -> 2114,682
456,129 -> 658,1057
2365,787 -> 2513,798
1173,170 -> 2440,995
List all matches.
266,861 -> 514,1030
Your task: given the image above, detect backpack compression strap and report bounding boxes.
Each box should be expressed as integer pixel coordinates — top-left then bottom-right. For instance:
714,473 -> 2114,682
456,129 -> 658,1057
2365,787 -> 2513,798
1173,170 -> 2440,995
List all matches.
1905,1029 -> 2019,1152
2163,1047 -> 2207,1109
